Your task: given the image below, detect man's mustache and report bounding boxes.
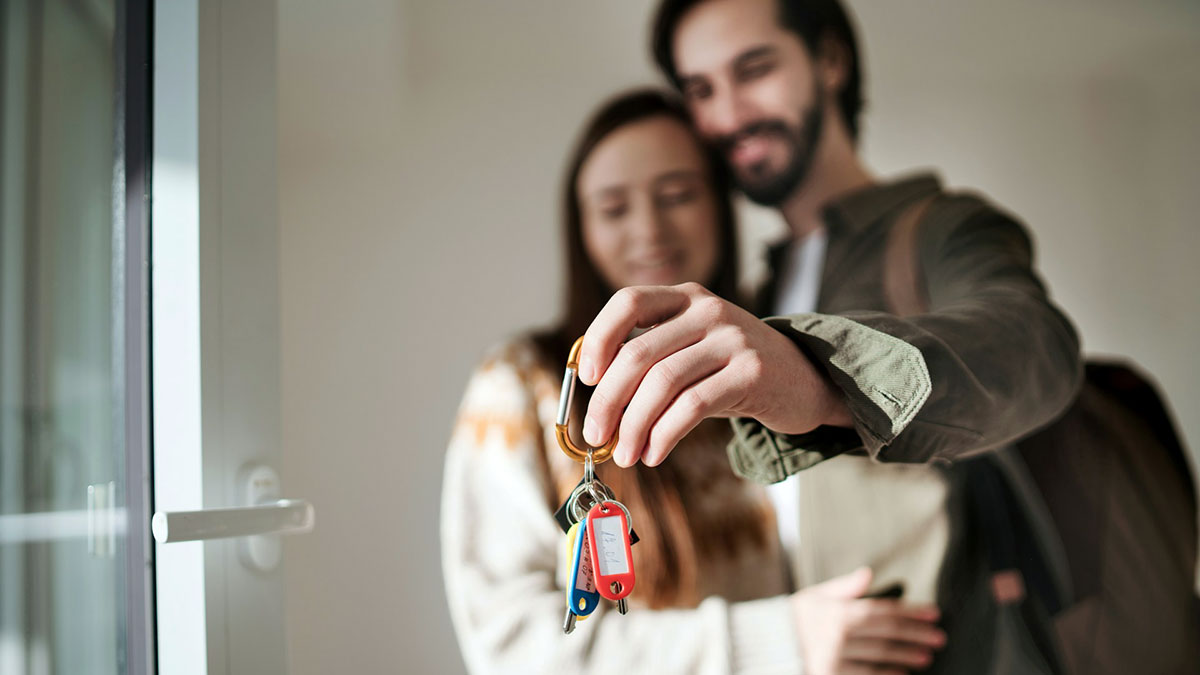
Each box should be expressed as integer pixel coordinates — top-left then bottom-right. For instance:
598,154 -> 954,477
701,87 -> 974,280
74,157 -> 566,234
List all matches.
713,119 -> 793,156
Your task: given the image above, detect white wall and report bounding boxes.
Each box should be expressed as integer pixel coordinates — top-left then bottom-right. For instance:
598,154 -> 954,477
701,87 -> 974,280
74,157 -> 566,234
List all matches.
277,1 -> 1200,672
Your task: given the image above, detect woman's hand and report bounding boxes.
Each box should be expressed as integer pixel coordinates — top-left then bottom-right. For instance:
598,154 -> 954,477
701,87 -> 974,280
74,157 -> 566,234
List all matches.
792,568 -> 946,675
578,282 -> 852,467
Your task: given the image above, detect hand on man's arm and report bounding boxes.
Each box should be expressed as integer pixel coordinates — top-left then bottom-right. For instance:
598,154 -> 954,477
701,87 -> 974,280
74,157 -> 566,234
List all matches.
578,282 -> 851,468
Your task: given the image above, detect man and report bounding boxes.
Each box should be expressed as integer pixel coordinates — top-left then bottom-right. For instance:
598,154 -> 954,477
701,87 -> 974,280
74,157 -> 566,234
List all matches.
577,0 -> 1084,672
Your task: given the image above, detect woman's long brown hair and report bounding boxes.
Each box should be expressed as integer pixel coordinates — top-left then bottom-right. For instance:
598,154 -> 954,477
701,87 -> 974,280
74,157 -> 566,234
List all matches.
532,89 -> 770,608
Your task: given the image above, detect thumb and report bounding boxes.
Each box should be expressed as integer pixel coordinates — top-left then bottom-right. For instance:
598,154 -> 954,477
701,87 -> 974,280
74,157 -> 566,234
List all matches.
816,566 -> 873,599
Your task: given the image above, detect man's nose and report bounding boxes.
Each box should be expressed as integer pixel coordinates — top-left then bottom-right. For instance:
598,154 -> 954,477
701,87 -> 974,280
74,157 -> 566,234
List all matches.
702,87 -> 750,139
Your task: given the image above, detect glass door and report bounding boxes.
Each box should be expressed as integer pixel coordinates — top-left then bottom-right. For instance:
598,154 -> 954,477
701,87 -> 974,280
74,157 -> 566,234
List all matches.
0,0 -> 153,674
2,1 -> 306,672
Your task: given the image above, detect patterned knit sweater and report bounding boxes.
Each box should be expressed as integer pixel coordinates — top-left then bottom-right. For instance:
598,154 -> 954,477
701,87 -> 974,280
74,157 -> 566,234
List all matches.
441,337 -> 805,674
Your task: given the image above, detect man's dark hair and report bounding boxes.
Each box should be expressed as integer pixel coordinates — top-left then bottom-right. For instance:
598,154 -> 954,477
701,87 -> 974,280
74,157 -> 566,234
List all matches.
651,0 -> 865,141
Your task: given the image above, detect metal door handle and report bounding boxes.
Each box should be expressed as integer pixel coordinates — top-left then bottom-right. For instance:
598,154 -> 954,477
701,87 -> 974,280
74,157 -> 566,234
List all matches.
151,499 -> 314,544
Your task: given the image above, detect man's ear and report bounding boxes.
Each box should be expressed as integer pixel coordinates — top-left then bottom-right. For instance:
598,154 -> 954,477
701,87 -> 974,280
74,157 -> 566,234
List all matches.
815,34 -> 850,95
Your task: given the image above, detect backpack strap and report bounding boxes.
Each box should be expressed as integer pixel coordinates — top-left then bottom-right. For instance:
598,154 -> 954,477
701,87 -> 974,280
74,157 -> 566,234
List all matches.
882,192 -> 1072,617
883,194 -> 937,317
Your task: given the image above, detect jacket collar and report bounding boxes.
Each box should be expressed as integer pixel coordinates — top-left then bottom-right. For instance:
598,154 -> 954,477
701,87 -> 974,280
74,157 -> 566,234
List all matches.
765,172 -> 943,267
821,172 -> 942,236
757,172 -> 943,315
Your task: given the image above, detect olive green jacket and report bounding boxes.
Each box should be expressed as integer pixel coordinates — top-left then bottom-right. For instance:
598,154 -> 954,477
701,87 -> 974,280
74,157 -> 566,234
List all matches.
728,174 -> 1083,482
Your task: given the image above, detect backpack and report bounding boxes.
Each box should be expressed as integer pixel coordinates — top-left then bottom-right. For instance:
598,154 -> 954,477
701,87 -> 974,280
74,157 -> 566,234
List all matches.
885,194 -> 1200,674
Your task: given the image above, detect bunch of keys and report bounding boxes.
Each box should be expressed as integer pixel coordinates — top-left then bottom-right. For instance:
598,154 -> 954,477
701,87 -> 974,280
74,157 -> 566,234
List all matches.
554,337 -> 637,634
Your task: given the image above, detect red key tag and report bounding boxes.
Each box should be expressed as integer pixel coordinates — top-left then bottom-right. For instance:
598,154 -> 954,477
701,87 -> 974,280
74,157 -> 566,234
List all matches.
586,500 -> 634,602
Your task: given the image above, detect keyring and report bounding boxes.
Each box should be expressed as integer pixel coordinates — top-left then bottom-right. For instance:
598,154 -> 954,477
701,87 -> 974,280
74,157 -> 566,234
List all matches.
567,481 -> 613,523
587,498 -> 634,535
583,449 -> 596,484
555,336 -> 618,463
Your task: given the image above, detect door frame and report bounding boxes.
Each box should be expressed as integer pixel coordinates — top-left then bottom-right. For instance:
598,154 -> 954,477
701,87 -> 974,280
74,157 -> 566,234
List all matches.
117,0 -> 157,672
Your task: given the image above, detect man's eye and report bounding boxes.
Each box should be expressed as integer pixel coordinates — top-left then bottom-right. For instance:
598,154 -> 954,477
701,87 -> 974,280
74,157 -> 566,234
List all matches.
737,61 -> 773,81
682,81 -> 712,101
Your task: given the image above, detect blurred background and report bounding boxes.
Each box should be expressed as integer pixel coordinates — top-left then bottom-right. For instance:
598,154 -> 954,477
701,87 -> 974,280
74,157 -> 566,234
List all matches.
276,1 -> 1199,672
0,0 -> 1196,673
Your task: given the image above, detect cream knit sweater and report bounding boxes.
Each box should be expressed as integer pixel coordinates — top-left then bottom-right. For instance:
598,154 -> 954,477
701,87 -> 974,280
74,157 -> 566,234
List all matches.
441,338 -> 805,674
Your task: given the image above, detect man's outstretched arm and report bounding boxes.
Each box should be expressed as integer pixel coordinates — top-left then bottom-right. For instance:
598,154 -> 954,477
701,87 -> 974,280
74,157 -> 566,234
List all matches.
579,201 -> 1082,479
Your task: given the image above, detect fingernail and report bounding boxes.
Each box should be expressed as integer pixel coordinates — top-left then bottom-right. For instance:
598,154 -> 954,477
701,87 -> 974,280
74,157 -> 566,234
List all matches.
616,441 -> 635,467
615,447 -> 630,468
583,416 -> 598,446
578,357 -> 593,384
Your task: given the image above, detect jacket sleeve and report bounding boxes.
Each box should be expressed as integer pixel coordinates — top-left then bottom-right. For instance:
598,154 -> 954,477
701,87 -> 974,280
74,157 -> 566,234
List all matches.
442,351 -> 803,674
728,199 -> 1083,483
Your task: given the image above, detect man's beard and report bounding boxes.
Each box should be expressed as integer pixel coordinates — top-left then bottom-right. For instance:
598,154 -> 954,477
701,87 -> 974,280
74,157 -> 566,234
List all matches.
715,88 -> 824,207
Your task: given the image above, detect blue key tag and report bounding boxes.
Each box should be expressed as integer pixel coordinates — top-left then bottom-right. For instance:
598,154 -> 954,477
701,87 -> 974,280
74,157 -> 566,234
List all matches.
568,517 -> 600,617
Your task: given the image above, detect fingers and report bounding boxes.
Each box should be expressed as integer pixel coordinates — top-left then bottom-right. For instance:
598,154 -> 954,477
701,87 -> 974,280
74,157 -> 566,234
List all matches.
577,285 -> 694,386
640,365 -> 741,466
853,616 -> 947,648
814,567 -> 874,599
842,637 -> 936,670
582,312 -> 706,451
607,341 -> 720,465
841,599 -> 945,672
850,599 -> 941,624
839,665 -> 906,675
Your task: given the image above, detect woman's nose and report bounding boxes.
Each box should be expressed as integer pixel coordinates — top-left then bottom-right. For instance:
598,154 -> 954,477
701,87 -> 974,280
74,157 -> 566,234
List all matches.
628,201 -> 670,245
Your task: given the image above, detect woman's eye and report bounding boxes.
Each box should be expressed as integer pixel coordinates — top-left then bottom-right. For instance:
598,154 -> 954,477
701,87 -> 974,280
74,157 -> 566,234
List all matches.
600,204 -> 628,220
658,189 -> 696,207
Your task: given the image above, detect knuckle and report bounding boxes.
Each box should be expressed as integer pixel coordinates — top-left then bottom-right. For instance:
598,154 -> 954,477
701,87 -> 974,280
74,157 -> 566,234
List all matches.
588,388 -> 614,420
616,336 -> 653,370
693,295 -> 727,323
647,361 -> 677,395
679,387 -> 708,417
742,351 -> 766,379
614,286 -> 643,314
725,323 -> 754,351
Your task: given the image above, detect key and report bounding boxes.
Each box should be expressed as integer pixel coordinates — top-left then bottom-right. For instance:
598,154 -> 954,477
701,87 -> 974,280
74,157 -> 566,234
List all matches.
562,520 -> 599,634
586,500 -> 635,607
553,478 -> 640,544
563,522 -> 582,633
568,518 -> 600,619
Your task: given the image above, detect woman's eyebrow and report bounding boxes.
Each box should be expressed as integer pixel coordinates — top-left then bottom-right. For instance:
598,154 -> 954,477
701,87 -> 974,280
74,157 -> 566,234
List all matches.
654,169 -> 702,185
586,184 -> 628,203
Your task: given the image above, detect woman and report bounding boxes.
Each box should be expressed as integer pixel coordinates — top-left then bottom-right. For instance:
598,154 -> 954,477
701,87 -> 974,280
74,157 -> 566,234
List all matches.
441,89 -> 943,674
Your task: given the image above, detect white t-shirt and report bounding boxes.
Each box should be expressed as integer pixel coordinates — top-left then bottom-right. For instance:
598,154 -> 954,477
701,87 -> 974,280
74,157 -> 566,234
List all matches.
765,228 -> 828,561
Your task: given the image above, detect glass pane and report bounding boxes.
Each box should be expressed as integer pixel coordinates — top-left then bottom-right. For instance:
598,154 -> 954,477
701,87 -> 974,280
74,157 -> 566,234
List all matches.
0,1 -> 127,674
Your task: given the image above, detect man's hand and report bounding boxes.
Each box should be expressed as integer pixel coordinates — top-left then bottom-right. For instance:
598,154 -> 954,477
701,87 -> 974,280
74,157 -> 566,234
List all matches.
578,282 -> 852,467
793,568 -> 946,675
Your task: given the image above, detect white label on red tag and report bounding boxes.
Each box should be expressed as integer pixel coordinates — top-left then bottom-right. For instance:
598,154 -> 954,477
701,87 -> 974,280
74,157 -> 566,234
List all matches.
591,515 -> 629,576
